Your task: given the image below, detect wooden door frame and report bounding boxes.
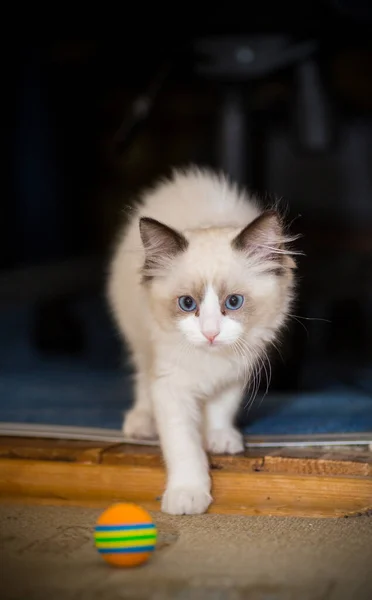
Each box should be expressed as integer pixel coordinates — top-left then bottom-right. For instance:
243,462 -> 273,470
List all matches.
1,433 -> 371,518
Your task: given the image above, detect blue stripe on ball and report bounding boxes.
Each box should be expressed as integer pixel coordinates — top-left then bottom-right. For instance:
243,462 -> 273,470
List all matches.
98,545 -> 156,554
95,523 -> 155,532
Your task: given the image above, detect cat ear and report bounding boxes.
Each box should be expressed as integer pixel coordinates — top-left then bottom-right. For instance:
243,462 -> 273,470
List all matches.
139,217 -> 188,276
232,211 -> 284,262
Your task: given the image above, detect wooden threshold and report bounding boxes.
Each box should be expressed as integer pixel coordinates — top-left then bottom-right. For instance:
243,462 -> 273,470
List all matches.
0,436 -> 371,518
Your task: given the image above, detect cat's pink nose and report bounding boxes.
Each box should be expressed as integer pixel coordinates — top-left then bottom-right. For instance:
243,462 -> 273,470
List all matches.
203,331 -> 219,343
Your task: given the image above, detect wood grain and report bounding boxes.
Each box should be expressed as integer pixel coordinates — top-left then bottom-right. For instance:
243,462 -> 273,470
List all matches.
0,458 -> 371,518
99,442 -> 372,477
0,436 -> 113,464
0,437 -> 371,476
0,437 -> 371,518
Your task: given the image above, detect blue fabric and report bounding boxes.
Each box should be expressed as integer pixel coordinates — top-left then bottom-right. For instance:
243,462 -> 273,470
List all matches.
1,298 -> 371,435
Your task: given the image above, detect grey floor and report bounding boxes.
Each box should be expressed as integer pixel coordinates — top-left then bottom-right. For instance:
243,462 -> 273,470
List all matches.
1,504 -> 372,599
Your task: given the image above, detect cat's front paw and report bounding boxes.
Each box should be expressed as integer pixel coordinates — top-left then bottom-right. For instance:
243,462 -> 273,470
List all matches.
206,427 -> 244,455
122,409 -> 158,440
162,484 -> 212,515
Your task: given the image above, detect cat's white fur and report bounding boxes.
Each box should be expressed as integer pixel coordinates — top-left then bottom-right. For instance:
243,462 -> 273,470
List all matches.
107,167 -> 296,515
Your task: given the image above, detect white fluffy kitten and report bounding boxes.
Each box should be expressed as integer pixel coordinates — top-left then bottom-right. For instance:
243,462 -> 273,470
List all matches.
107,167 -> 296,515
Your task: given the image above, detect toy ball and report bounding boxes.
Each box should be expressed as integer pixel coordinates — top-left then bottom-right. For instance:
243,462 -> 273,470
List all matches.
94,503 -> 157,567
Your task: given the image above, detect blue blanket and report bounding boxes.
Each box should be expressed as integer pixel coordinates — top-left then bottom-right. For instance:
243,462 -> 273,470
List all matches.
1,299 -> 371,435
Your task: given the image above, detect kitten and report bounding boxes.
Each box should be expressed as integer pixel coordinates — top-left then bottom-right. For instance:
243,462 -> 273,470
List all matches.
107,167 -> 296,515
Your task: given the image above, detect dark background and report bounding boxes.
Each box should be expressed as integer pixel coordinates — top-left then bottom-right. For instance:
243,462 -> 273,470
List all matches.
2,1 -> 372,432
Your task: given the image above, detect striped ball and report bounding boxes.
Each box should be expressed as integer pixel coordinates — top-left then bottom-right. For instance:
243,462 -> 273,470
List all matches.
94,503 -> 157,567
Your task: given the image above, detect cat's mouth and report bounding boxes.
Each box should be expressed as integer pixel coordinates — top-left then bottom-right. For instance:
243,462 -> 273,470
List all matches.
202,338 -> 227,350
201,337 -> 240,352
206,341 -> 219,349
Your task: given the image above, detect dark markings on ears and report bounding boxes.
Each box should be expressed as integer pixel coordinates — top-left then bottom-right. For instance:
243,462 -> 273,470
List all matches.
139,217 -> 188,282
232,210 -> 286,272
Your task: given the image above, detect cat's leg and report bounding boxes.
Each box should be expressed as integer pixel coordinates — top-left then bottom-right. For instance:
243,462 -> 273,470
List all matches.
151,374 -> 211,515
205,384 -> 244,454
123,363 -> 158,440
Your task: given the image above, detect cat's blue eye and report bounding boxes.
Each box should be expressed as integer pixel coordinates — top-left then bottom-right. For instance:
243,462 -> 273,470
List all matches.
225,294 -> 244,311
178,295 -> 197,312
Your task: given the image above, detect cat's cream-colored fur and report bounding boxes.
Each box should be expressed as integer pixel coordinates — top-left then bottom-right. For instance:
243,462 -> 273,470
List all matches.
107,168 -> 296,515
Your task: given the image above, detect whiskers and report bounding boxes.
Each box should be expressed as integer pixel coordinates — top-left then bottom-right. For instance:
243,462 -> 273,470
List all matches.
166,334 -> 275,419
231,339 -> 251,388
232,338 -> 272,415
287,313 -> 331,336
171,337 -> 194,372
